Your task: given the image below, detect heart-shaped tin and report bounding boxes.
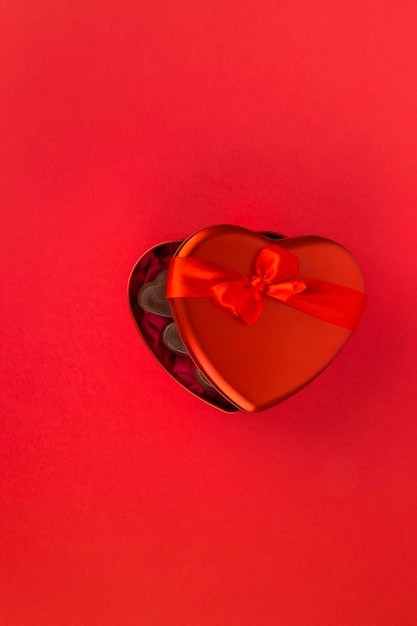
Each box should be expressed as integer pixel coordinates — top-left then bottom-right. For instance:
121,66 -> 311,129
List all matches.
128,226 -> 366,412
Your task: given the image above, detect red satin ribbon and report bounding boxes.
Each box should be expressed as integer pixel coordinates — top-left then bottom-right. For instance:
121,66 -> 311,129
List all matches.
167,244 -> 366,329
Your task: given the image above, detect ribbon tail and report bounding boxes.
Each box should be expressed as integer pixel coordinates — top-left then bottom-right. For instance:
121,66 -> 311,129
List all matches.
285,278 -> 367,330
167,257 -> 245,299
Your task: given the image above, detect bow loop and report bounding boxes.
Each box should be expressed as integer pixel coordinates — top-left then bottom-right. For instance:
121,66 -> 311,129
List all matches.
255,244 -> 300,283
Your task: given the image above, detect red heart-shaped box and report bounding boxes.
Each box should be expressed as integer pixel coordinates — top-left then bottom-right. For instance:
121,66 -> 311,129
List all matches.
128,226 -> 366,412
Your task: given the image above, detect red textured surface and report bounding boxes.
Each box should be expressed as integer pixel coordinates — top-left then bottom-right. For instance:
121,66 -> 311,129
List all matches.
1,1 -> 417,624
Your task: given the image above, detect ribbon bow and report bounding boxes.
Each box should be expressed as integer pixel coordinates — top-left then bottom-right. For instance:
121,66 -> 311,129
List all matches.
167,244 -> 366,330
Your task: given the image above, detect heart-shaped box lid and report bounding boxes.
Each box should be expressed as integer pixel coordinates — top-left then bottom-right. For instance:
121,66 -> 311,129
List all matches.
167,225 -> 366,412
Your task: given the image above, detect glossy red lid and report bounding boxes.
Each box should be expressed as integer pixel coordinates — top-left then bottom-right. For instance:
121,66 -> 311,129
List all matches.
168,225 -> 366,412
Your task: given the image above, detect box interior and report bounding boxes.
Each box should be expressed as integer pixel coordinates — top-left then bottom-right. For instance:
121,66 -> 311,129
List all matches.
128,241 -> 239,412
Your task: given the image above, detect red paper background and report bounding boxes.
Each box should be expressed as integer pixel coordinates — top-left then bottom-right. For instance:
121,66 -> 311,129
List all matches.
1,1 -> 417,624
